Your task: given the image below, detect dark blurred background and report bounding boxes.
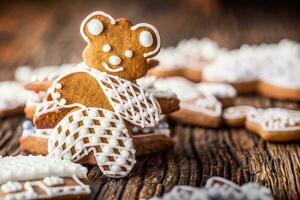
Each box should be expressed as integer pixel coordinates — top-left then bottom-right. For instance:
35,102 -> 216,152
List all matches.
0,0 -> 299,79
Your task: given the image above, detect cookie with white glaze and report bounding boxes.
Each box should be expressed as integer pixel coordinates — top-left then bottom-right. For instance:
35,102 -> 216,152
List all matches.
0,155 -> 90,200
246,108 -> 300,142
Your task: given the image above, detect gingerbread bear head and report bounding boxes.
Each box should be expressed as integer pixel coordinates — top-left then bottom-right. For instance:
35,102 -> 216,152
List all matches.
80,11 -> 161,81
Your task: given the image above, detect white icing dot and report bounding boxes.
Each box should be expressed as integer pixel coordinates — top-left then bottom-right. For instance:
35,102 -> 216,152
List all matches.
109,55 -> 122,65
125,50 -> 133,58
109,138 -> 118,146
103,146 -> 113,154
116,157 -> 126,165
111,165 -> 121,173
139,31 -> 153,47
53,92 -> 61,99
124,139 -> 132,148
60,98 -> 66,105
103,44 -> 111,52
55,83 -> 62,89
111,130 -> 120,136
96,154 -> 107,164
87,19 -> 103,36
120,150 -> 130,158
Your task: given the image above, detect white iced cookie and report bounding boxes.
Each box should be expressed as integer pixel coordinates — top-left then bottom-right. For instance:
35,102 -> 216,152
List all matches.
0,81 -> 28,116
150,176 -> 274,200
246,108 -> 300,142
0,155 -> 90,200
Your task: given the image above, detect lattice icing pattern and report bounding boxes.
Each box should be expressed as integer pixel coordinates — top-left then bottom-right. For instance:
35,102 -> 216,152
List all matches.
247,108 -> 300,131
150,177 -> 274,200
48,107 -> 136,178
34,100 -> 64,117
50,68 -> 161,128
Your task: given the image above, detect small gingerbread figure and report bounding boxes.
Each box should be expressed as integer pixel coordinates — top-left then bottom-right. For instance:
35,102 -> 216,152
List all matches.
36,11 -> 163,178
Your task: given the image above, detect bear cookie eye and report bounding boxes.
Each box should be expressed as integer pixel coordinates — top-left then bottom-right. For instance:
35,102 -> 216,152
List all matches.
124,50 -> 133,58
87,19 -> 103,36
103,44 -> 111,52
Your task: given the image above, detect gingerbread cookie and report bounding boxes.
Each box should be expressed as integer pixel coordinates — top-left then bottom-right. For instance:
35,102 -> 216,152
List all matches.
223,105 -> 255,127
0,81 -> 28,117
148,76 -> 223,127
32,11 -> 172,178
0,155 -> 90,200
149,38 -> 223,82
245,108 -> 300,142
203,39 -> 300,100
150,176 -> 273,200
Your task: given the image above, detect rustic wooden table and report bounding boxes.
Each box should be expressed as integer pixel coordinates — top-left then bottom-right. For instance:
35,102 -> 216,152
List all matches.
0,0 -> 300,199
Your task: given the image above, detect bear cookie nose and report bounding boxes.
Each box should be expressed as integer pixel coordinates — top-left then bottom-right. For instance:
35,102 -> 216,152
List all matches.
109,55 -> 122,65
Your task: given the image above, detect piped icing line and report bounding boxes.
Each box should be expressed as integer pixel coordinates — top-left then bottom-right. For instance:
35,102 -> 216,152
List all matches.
48,107 -> 136,178
131,23 -> 161,58
80,11 -> 116,42
247,108 -> 300,132
49,68 -> 161,128
34,101 -> 64,117
102,62 -> 124,72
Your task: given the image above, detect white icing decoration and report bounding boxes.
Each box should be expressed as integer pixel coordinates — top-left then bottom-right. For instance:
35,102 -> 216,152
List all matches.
102,62 -> 124,72
60,98 -> 67,105
49,68 -> 161,128
0,82 -> 28,111
197,82 -> 237,98
223,105 -> 255,120
139,31 -> 153,47
87,19 -> 103,36
0,155 -> 88,184
109,55 -> 121,65
125,50 -> 133,58
131,23 -> 161,57
43,176 -> 64,186
247,108 -> 300,132
48,107 -> 136,178
203,39 -> 300,89
55,83 -> 62,89
80,11 -> 116,42
34,101 -> 64,117
152,77 -> 222,117
150,177 -> 274,200
103,44 -> 111,52
1,181 -> 23,193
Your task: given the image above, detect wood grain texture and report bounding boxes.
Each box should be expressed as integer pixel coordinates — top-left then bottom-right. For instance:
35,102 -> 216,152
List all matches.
0,0 -> 300,199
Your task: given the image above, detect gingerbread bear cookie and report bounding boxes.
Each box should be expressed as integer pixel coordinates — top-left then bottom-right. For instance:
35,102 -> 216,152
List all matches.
0,155 -> 90,200
33,11 -> 166,178
246,108 -> 300,142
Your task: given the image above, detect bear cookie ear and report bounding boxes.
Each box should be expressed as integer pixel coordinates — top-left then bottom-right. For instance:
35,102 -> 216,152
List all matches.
80,11 -> 116,42
131,23 -> 161,58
